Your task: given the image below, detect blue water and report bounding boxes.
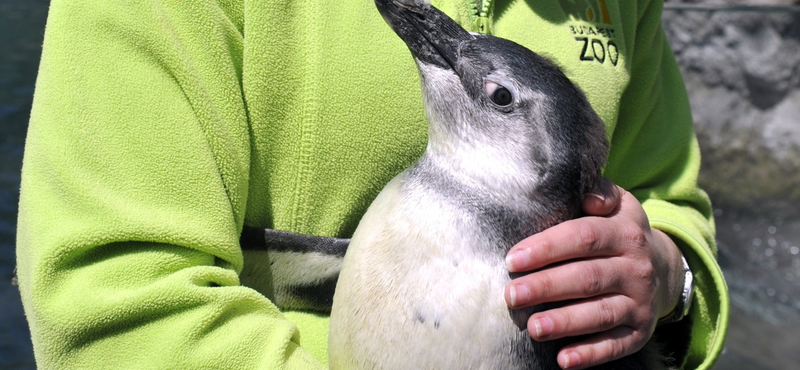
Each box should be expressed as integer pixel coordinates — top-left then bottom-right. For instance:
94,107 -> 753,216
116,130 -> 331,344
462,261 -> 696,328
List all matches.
2,1 -> 799,369
1,0 -> 48,367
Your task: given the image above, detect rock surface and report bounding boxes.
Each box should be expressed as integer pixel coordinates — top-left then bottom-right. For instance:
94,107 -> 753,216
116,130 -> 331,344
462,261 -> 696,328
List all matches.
664,0 -> 800,216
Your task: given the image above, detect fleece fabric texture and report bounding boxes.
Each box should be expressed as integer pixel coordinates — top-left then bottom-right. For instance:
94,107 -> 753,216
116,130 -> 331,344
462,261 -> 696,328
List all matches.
17,0 -> 728,369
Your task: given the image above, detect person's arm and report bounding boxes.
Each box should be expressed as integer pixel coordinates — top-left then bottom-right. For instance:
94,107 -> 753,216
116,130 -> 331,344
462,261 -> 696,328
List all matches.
502,1 -> 728,369
605,2 -> 729,368
17,0 -> 324,368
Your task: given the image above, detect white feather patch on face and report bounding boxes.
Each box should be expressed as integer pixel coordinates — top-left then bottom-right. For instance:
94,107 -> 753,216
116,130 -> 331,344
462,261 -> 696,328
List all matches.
416,62 -> 552,206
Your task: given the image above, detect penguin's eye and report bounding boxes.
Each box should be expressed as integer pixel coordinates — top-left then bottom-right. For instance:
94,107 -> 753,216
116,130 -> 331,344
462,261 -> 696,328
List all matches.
484,80 -> 514,107
492,87 -> 513,106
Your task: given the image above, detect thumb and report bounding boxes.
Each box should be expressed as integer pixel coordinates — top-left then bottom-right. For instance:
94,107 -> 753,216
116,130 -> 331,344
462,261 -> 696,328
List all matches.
582,177 -> 622,216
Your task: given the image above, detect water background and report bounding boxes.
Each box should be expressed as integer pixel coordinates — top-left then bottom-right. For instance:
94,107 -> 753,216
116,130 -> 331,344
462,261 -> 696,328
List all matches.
2,1 -> 799,369
0,0 -> 48,368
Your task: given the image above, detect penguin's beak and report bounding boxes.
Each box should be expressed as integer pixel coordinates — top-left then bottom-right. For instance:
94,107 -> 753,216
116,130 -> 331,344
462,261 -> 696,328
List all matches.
375,0 -> 474,71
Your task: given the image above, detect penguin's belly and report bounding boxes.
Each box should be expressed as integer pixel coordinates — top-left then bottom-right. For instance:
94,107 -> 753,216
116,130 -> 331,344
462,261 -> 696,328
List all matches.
329,177 -> 534,369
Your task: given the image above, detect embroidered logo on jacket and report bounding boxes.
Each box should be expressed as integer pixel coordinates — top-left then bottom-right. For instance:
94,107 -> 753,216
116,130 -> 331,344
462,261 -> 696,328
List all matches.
558,0 -> 619,66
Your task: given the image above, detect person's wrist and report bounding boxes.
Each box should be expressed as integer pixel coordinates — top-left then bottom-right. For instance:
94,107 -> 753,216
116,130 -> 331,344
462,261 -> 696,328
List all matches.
656,234 -> 693,325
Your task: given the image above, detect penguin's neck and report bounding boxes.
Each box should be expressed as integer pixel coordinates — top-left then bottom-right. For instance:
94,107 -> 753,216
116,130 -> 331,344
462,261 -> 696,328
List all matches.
407,151 -> 570,252
411,128 -> 583,240
421,128 -> 543,209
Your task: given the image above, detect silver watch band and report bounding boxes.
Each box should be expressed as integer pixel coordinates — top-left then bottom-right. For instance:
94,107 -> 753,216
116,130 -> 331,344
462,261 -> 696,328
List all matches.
657,252 -> 693,326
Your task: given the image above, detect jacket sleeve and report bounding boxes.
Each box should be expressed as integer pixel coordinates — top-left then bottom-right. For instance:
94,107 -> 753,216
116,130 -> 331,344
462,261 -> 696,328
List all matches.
602,1 -> 729,369
16,0 -> 324,368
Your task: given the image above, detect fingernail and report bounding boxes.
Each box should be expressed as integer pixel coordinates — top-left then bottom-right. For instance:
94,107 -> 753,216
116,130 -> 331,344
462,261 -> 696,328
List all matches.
584,193 -> 607,212
587,192 -> 606,202
562,351 -> 581,368
533,316 -> 553,337
506,250 -> 528,271
509,284 -> 530,306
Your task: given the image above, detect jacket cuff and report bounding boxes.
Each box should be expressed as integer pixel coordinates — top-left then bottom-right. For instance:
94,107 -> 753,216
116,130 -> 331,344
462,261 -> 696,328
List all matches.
644,199 -> 729,370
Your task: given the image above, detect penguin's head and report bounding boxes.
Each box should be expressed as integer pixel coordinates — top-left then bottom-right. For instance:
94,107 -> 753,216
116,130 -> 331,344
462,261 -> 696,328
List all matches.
376,0 -> 608,205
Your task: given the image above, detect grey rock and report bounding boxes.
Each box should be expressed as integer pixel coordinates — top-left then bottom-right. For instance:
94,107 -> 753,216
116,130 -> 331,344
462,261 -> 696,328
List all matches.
663,1 -> 800,215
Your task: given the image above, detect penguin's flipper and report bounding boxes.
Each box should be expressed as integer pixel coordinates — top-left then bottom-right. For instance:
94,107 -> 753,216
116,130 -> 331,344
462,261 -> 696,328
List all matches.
239,226 -> 350,312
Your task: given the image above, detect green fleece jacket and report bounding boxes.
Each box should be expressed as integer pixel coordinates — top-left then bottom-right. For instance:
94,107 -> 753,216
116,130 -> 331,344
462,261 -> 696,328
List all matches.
17,0 -> 728,368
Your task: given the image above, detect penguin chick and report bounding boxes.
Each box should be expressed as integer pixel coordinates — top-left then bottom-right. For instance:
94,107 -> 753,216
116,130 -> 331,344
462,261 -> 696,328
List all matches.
329,1 -> 667,369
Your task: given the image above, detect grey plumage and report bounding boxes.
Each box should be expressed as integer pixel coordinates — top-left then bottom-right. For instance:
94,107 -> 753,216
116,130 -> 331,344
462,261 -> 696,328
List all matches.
328,0 -> 672,369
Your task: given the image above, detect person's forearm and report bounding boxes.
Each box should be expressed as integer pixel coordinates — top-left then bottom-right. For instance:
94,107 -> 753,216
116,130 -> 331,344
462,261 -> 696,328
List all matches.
18,0 -> 324,368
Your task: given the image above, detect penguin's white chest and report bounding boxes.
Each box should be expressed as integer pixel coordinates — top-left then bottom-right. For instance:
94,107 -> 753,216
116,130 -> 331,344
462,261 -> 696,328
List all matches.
329,176 -> 528,369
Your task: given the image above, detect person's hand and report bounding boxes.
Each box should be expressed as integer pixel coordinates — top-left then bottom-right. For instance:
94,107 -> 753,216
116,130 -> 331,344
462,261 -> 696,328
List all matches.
504,179 -> 685,369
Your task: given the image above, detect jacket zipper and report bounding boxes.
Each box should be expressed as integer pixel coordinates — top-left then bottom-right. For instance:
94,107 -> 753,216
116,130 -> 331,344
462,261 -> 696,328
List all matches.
469,0 -> 492,34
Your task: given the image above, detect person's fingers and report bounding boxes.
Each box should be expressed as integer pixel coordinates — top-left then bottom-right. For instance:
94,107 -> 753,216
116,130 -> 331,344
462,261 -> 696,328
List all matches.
505,258 -> 623,308
556,325 -> 651,369
507,191 -> 652,273
506,217 -> 622,273
502,183 -> 670,369
526,295 -> 644,341
582,178 -> 622,216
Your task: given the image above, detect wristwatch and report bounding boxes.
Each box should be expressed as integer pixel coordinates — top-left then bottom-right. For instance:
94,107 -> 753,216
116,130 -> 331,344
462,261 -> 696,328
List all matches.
657,252 -> 694,325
